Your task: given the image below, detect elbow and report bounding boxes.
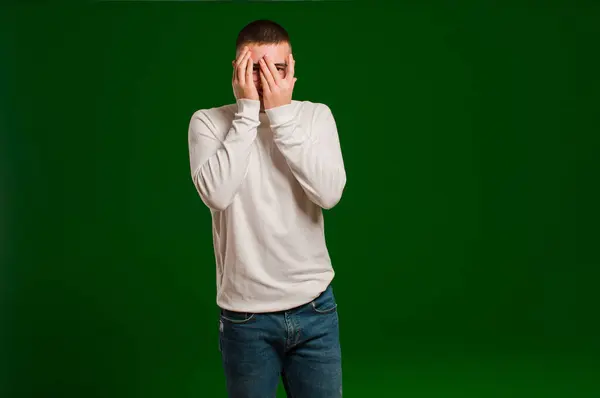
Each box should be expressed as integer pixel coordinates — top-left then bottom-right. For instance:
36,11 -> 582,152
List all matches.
192,173 -> 231,212
320,194 -> 342,210
201,194 -> 231,212
319,174 -> 346,210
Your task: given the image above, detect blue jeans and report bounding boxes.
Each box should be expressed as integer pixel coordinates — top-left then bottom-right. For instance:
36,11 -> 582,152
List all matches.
218,285 -> 342,397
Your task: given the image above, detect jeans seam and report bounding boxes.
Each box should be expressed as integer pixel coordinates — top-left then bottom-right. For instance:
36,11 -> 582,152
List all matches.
220,313 -> 255,323
311,301 -> 338,314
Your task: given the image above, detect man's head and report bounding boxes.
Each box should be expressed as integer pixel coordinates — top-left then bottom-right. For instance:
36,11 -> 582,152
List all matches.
234,20 -> 292,101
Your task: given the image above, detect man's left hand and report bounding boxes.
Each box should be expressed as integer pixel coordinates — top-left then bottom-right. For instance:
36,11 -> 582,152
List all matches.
259,54 -> 297,110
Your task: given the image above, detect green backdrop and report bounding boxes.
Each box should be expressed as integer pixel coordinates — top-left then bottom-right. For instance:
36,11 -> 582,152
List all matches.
2,1 -> 599,397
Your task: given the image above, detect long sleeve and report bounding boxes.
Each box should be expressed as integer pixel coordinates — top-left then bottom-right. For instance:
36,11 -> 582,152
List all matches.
188,99 -> 260,211
266,103 -> 346,209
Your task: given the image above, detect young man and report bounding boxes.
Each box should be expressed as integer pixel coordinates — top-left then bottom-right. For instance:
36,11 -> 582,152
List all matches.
188,20 -> 346,398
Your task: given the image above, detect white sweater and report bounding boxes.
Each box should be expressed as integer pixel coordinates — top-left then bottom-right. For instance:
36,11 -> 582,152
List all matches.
188,99 -> 346,313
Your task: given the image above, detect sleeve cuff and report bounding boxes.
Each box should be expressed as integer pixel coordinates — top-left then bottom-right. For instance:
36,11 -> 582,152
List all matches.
265,103 -> 296,127
236,99 -> 261,121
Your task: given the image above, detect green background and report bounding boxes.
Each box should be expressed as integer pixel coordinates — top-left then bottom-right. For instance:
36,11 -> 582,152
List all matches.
2,1 -> 599,397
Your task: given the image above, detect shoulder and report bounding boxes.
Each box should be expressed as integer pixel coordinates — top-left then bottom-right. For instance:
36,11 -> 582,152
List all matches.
292,100 -> 334,121
190,103 -> 237,125
189,103 -> 237,137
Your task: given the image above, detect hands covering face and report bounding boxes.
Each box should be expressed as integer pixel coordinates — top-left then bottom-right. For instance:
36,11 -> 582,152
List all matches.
232,46 -> 260,101
258,53 -> 297,110
232,47 -> 297,110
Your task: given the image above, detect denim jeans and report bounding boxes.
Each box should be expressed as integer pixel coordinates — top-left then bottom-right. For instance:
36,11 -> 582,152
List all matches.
218,285 -> 342,397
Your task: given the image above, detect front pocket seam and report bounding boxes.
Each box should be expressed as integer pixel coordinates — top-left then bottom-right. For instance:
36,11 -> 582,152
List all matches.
311,301 -> 337,314
220,313 -> 255,323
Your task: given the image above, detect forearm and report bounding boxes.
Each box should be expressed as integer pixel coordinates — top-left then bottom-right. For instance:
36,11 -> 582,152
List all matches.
266,104 -> 346,209
189,99 -> 260,211
192,138 -> 254,211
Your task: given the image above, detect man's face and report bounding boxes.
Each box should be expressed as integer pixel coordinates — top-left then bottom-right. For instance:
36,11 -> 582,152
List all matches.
236,42 -> 291,102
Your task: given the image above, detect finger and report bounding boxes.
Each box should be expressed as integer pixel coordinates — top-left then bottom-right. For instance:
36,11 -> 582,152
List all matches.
238,51 -> 251,85
259,58 -> 277,89
264,55 -> 282,84
246,53 -> 254,84
286,54 -> 295,82
233,48 -> 247,85
235,46 -> 248,68
259,69 -> 270,94
234,48 -> 248,83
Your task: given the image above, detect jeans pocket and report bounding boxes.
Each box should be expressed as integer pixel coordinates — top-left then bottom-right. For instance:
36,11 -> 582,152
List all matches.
220,309 -> 256,324
311,286 -> 338,314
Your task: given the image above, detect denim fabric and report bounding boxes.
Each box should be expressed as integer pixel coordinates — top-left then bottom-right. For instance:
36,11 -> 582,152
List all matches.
218,285 -> 342,397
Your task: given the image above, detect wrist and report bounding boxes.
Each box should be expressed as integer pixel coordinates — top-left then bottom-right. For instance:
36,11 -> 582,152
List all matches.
265,102 -> 295,127
236,99 -> 261,121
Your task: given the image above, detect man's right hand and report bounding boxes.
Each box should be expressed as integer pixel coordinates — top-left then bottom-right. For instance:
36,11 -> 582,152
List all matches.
232,46 -> 259,101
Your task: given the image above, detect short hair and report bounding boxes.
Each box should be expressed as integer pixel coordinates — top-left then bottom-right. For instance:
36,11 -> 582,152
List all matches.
235,20 -> 291,53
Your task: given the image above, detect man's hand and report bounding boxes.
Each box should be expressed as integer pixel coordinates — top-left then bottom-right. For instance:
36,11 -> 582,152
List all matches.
232,46 -> 259,101
259,53 -> 297,110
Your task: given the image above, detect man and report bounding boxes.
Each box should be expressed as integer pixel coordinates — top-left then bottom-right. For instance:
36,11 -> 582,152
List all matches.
188,19 -> 346,398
